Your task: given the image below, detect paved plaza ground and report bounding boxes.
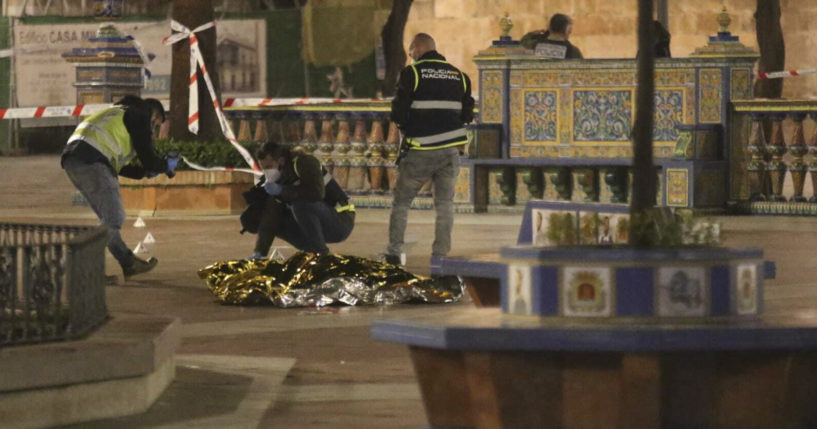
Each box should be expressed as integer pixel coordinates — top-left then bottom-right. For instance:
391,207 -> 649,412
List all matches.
3,155 -> 817,428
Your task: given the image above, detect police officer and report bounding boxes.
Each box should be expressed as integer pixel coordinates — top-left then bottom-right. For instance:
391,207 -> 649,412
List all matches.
61,95 -> 178,278
249,142 -> 355,258
385,33 -> 474,266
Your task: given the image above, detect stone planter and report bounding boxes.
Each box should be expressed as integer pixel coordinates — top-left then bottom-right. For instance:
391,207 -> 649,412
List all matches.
119,170 -> 254,216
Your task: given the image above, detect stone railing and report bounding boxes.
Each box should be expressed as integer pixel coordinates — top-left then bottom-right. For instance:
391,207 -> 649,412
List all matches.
224,103 -> 406,196
0,223 -> 107,346
732,100 -> 817,214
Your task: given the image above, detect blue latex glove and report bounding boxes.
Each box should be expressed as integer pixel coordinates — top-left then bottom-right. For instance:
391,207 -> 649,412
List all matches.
164,155 -> 180,178
263,181 -> 282,196
166,156 -> 180,173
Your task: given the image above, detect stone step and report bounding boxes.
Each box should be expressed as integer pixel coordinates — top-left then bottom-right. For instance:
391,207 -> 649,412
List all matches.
0,314 -> 180,429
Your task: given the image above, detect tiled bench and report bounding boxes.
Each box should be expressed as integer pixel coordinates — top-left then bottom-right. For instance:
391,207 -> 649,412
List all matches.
372,308 -> 817,428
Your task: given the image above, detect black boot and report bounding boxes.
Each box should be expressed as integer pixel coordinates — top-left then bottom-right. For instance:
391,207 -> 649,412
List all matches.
123,256 -> 158,278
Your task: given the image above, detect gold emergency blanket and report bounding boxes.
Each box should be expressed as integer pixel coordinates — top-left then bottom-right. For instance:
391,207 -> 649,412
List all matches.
199,252 -> 464,307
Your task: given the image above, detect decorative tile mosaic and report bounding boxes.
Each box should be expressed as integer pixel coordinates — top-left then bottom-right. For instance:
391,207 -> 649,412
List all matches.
735,263 -> 758,315
655,69 -> 696,86
530,209 -> 557,245
562,266 -> 612,317
591,212 -> 627,244
523,71 -> 559,86
509,71 -> 523,87
699,68 -> 723,124
571,70 -> 635,86
666,168 -> 690,207
453,166 -> 471,203
488,169 -> 509,205
507,264 -> 533,316
653,89 -> 684,142
524,90 -> 559,142
559,86 -> 572,142
510,89 -> 524,144
515,170 -> 533,204
578,211 -> 600,244
571,168 -> 597,203
731,68 -> 752,100
480,70 -> 503,123
657,266 -> 707,317
573,90 -> 632,142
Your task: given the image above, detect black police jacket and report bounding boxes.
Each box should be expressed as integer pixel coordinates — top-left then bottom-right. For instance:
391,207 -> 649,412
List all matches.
390,51 -> 474,150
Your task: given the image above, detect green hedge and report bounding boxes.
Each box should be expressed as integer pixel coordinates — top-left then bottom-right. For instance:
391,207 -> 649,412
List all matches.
154,139 -> 261,170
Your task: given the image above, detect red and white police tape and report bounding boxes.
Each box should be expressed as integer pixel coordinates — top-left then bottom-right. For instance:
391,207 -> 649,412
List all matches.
162,19 -> 261,173
756,69 -> 817,79
0,97 -> 388,120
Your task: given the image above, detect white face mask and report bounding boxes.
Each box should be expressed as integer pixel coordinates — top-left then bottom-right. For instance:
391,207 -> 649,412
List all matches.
264,168 -> 281,183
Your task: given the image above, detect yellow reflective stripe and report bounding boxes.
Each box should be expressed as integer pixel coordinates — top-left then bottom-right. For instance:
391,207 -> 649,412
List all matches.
406,138 -> 468,150
410,64 -> 419,92
413,59 -> 449,65
460,72 -> 467,92
336,204 -> 355,213
293,157 -> 300,178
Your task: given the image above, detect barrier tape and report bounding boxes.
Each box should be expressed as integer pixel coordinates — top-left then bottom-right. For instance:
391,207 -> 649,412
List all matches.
180,156 -> 260,176
0,97 -> 389,120
0,103 -> 111,120
222,97 -> 386,107
0,48 -> 12,58
757,69 -> 817,79
162,19 -> 259,173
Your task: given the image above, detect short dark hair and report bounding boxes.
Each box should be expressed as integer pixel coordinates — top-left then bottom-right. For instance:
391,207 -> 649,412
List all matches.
256,141 -> 291,161
548,13 -> 572,34
114,95 -> 165,122
144,98 -> 165,122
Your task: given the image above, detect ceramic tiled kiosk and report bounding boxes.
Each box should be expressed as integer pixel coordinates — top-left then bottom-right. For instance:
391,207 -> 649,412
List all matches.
372,12 -> 817,429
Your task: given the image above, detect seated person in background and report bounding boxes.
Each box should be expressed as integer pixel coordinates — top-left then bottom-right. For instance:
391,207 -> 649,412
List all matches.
246,142 -> 355,259
636,20 -> 671,59
653,20 -> 671,58
521,13 -> 583,59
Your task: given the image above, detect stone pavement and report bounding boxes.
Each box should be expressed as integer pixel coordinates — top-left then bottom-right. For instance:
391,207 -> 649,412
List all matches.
3,155 -> 817,428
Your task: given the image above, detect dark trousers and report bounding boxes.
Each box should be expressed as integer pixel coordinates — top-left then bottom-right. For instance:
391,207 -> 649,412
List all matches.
255,198 -> 353,254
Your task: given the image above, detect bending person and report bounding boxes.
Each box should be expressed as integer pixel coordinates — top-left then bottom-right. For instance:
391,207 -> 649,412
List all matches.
61,95 -> 177,278
249,142 -> 355,258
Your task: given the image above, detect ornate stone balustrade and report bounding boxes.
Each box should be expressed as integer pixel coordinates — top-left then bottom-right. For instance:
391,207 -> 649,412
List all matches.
224,103 -> 446,210
731,100 -> 817,214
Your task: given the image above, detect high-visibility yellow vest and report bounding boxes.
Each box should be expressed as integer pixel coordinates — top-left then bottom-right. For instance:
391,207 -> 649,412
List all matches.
67,107 -> 133,172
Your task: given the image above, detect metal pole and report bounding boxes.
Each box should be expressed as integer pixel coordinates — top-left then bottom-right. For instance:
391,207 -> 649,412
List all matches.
657,0 -> 669,28
630,0 -> 656,246
8,16 -> 19,153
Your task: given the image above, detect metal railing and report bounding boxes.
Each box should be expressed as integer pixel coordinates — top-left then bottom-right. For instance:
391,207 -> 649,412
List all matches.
0,223 -> 108,346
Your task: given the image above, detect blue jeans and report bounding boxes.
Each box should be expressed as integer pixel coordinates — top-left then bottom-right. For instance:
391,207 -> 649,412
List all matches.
255,199 -> 354,254
62,156 -> 135,269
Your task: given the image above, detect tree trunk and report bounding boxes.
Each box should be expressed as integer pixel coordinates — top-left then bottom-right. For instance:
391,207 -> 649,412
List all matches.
380,0 -> 412,96
169,0 -> 223,142
630,0 -> 656,247
753,0 -> 785,98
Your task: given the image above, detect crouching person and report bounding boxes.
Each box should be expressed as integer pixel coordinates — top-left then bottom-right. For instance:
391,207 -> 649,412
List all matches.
247,142 -> 355,258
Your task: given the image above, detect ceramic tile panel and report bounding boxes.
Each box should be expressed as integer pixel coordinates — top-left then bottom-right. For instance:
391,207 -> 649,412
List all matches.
657,266 -> 708,317
562,266 -> 612,317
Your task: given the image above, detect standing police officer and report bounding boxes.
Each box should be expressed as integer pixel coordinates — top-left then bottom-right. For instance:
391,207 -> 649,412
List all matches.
385,33 -> 474,266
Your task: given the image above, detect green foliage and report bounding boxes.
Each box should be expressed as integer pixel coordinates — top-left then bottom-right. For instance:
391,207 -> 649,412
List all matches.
629,208 -> 720,247
546,212 -> 577,245
543,208 -> 721,247
153,139 -> 261,171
